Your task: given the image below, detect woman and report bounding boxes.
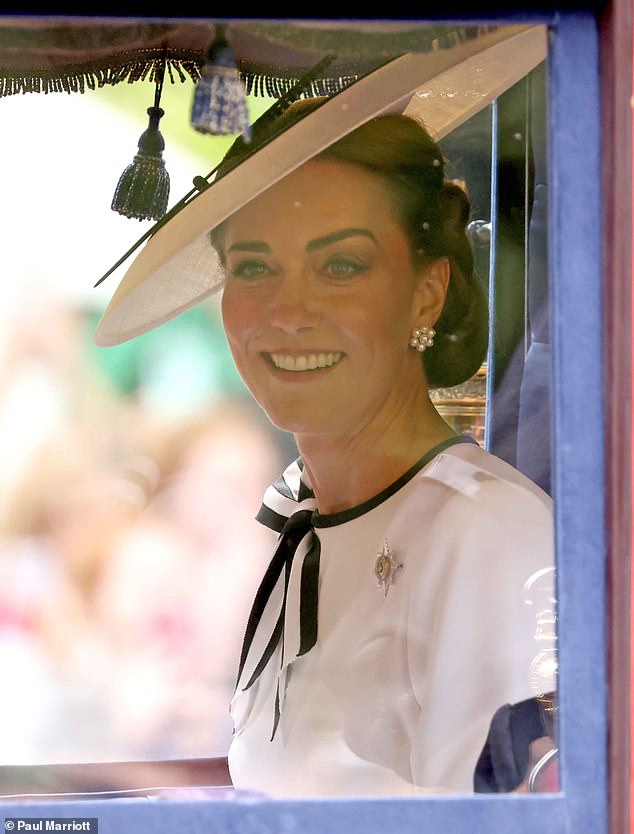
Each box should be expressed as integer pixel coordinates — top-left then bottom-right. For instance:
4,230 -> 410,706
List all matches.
96,96 -> 555,797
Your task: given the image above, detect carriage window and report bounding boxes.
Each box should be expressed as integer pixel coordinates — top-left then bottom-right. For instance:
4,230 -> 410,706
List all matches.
0,18 -> 557,800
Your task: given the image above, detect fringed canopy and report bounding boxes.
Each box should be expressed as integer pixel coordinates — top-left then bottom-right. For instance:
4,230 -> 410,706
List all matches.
0,18 -> 500,98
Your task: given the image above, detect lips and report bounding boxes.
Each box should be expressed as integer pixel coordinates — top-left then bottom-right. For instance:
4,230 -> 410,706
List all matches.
266,351 -> 344,372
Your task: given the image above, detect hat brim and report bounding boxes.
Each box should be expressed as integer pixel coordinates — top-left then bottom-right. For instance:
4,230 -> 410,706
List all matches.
94,24 -> 546,347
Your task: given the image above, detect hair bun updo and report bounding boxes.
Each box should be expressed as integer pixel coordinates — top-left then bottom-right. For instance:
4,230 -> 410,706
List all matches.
422,180 -> 489,388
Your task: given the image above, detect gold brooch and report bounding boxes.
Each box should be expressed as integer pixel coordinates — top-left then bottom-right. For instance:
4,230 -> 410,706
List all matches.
374,540 -> 402,597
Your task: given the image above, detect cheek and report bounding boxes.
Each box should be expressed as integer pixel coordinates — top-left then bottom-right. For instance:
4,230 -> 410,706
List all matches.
342,290 -> 414,356
221,288 -> 257,350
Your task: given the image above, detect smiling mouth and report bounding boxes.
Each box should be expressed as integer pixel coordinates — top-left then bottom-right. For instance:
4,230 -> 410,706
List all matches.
266,352 -> 344,372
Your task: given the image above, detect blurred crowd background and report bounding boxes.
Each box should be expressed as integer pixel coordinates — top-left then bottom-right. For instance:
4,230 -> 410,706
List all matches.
0,289 -> 289,766
0,82 -> 291,767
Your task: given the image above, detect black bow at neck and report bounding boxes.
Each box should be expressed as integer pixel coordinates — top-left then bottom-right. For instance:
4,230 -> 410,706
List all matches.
235,508 -> 320,739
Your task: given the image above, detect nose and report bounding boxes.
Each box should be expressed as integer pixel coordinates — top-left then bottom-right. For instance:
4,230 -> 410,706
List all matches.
267,273 -> 322,335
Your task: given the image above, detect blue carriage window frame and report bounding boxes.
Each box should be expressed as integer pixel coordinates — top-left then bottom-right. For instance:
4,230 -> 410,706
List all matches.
0,4 -> 630,834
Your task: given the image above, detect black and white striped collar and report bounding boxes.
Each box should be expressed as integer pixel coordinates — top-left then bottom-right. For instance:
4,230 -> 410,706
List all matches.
256,458 -> 317,534
255,434 -> 479,534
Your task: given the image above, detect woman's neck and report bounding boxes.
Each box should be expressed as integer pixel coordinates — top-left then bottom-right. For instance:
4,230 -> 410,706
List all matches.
296,397 -> 456,515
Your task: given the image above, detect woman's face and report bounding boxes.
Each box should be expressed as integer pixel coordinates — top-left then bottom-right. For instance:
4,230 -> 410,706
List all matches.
220,158 -> 447,438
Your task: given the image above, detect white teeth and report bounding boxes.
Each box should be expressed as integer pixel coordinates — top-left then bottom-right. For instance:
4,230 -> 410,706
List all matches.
269,352 -> 343,372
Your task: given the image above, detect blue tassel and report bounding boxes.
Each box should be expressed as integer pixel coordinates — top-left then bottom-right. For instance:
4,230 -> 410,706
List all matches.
112,63 -> 170,221
190,26 -> 250,137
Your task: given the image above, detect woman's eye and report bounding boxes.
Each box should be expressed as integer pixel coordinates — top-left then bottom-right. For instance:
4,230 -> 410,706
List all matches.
322,256 -> 367,278
229,260 -> 273,280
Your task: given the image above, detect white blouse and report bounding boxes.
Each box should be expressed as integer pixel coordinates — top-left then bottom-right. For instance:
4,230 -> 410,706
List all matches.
228,439 -> 555,797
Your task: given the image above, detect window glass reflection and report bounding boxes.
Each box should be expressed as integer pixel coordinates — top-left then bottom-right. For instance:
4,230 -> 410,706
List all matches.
0,19 -> 556,799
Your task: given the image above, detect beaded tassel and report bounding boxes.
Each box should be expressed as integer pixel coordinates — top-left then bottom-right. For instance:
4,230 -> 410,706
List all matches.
111,61 -> 170,221
190,25 -> 250,137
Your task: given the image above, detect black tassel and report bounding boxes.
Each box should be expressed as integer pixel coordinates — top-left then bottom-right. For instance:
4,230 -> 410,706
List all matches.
111,63 -> 170,221
190,25 -> 249,137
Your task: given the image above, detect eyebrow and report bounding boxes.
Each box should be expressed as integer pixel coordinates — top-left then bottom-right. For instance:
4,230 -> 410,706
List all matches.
306,228 -> 377,252
226,240 -> 271,254
226,228 -> 377,256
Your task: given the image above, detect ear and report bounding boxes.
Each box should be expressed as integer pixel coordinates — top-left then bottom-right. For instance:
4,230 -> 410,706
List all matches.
411,256 -> 450,328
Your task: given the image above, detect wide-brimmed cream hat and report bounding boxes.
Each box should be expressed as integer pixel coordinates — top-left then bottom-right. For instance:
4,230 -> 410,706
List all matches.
94,24 -> 546,347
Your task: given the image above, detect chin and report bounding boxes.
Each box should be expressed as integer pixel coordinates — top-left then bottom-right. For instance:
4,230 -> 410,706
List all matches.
258,402 -> 342,437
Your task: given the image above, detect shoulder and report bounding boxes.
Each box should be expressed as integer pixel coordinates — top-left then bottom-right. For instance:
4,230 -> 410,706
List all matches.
415,442 -> 552,523
389,443 -> 554,576
399,445 -> 556,697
